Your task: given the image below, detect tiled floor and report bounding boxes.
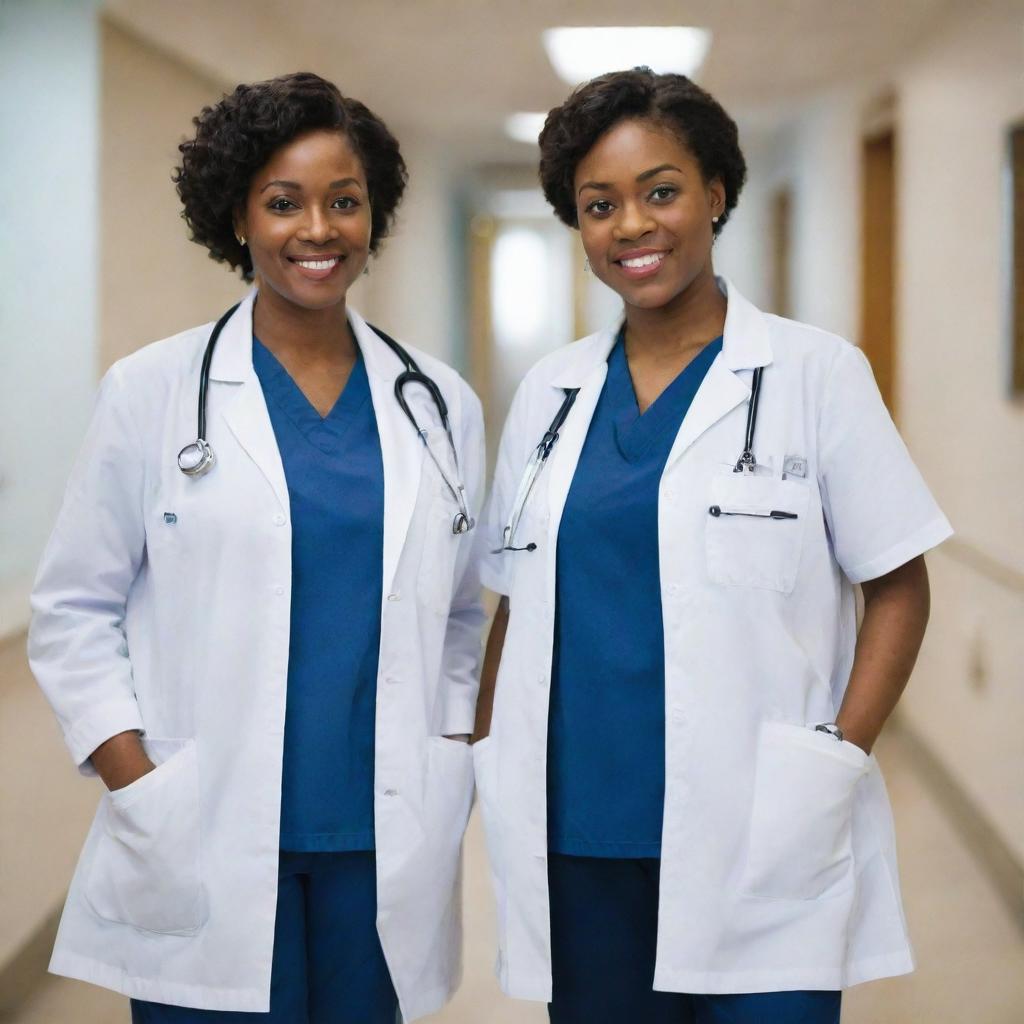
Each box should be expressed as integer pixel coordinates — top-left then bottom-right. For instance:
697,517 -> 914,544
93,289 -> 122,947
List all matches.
10,728 -> 1024,1023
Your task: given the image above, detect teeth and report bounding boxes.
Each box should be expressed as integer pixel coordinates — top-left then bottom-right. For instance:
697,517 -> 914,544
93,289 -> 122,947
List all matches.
621,253 -> 665,269
294,258 -> 339,270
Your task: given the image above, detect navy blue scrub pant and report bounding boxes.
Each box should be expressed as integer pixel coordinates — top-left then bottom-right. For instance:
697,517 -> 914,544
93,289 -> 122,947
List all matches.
548,854 -> 842,1024
131,851 -> 397,1024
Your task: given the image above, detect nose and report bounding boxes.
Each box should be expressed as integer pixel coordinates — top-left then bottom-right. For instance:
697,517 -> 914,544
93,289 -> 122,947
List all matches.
612,200 -> 656,242
297,206 -> 337,246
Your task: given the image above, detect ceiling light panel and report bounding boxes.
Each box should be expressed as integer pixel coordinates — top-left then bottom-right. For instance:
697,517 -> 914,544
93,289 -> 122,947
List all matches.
542,26 -> 712,85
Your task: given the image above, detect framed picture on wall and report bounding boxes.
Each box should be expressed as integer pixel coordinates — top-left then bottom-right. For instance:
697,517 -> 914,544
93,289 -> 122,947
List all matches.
1006,119 -> 1024,398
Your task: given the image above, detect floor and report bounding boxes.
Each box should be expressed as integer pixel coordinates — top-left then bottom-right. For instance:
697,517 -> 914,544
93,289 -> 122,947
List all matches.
10,728 -> 1024,1023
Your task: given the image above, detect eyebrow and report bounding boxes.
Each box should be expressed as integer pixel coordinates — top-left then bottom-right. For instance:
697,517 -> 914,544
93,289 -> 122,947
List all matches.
577,163 -> 684,195
259,177 -> 361,193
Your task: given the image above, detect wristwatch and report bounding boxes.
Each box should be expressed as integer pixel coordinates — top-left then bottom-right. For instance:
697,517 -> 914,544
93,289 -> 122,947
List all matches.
814,722 -> 844,742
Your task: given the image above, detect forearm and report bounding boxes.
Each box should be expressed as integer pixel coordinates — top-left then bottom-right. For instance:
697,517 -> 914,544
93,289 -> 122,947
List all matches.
836,556 -> 930,753
89,730 -> 154,791
473,596 -> 509,742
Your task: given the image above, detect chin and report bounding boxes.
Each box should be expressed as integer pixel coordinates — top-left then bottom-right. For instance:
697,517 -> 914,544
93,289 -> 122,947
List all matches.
618,281 -> 683,311
266,276 -> 350,312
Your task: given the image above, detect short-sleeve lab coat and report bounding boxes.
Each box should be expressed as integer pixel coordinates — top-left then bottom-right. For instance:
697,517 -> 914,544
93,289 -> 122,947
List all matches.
28,292 -> 485,1020
474,278 -> 952,1000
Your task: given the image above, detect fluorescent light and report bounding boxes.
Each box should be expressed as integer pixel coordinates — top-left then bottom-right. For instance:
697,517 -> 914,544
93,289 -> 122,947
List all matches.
542,26 -> 712,86
504,111 -> 548,145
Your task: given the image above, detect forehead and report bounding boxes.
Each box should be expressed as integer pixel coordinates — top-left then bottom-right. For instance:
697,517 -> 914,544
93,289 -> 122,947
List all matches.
255,129 -> 365,185
575,118 -> 697,186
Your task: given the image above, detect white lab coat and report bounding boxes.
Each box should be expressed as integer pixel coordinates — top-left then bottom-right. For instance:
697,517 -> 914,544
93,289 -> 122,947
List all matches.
476,278 -> 952,1000
28,292 -> 486,1020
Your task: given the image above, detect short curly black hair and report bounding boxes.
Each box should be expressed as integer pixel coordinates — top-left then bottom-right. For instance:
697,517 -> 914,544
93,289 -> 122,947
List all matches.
174,72 -> 407,280
539,69 -> 746,236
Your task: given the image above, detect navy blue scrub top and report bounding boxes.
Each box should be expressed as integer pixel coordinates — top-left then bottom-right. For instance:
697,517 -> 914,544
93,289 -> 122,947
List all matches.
253,338 -> 384,852
548,329 -> 723,858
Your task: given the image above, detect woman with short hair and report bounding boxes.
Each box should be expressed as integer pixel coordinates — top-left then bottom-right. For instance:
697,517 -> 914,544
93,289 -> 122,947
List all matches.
31,71 -> 484,1023
473,67 -> 950,1024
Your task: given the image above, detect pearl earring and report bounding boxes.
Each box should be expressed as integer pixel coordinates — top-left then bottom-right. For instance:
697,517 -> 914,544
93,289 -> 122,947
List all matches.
712,216 -> 720,224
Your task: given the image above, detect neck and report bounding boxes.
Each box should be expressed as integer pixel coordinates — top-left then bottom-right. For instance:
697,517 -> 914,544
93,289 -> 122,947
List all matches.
251,281 -> 356,362
623,265 -> 726,358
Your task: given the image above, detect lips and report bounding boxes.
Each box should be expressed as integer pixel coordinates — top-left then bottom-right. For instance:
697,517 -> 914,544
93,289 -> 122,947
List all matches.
287,254 -> 344,281
614,249 -> 669,280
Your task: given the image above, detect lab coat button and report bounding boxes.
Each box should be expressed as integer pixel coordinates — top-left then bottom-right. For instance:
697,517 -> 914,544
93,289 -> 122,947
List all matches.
383,788 -> 399,797
273,585 -> 285,596
387,592 -> 401,602
273,514 -> 286,526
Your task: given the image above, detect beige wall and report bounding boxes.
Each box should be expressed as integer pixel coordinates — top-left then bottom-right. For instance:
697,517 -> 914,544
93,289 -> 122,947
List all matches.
100,17 -> 244,370
894,0 -> 1024,865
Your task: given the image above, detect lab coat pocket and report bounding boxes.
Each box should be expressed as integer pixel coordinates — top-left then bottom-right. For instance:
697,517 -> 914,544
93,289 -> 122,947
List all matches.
472,737 -> 508,956
705,473 -> 809,593
85,738 -> 207,935
740,722 -> 870,901
426,736 -> 475,849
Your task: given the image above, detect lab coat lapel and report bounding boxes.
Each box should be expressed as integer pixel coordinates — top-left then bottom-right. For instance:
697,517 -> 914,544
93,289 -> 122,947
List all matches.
661,355 -> 750,471
662,277 -> 773,473
349,309 -> 423,596
213,293 -> 290,514
546,327 -> 618,535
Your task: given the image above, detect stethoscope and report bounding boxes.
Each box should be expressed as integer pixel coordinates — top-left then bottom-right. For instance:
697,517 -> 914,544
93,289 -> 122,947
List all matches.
177,302 -> 475,535
495,360 -> 766,553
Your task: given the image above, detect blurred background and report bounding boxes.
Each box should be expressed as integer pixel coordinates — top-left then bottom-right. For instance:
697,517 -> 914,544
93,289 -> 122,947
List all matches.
1,0 -> 1023,1020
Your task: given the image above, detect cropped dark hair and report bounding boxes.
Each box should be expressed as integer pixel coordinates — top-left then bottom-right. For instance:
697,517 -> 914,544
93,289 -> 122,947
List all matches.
174,72 -> 407,280
538,69 -> 746,236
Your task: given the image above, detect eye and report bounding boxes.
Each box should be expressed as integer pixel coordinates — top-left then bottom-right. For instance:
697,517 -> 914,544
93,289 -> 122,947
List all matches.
332,196 -> 359,210
268,197 -> 297,212
649,185 -> 677,203
584,198 -> 614,216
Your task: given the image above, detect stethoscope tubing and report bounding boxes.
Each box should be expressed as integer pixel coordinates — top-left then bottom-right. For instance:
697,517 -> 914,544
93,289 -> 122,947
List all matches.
179,304 -> 474,531
500,356 -> 767,551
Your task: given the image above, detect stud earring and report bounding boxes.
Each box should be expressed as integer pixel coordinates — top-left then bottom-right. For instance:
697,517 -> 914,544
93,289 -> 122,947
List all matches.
712,216 -> 720,224
236,233 -> 247,246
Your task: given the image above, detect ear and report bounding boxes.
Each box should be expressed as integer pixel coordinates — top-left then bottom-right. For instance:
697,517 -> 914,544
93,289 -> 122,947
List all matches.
707,177 -> 726,218
232,207 -> 247,246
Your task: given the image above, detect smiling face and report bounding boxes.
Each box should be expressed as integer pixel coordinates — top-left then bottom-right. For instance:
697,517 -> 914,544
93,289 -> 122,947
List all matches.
237,129 -> 371,312
575,118 -> 725,315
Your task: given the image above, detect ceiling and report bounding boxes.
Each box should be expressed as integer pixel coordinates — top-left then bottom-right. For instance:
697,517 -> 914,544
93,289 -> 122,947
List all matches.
105,0 -> 965,161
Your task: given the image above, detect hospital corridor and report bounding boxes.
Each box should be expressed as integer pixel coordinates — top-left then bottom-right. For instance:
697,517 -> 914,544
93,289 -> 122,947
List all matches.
2,2 -> 1023,1022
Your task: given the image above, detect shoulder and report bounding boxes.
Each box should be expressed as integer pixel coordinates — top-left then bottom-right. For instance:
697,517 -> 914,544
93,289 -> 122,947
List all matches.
763,313 -> 854,370
521,328 -> 612,390
374,332 -> 484,429
105,322 -> 212,390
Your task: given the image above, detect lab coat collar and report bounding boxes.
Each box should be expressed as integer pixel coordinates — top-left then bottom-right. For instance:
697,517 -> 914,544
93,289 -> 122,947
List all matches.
208,293 -> 424,592
207,290 -> 406,384
208,290 -> 257,383
549,276 -> 772,389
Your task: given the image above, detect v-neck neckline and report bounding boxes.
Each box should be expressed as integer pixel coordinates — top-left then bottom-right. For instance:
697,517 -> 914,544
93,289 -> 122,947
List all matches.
253,336 -> 371,449
609,331 -> 723,464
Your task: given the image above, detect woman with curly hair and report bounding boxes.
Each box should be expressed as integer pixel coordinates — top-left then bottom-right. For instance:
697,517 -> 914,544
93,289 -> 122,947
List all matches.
473,68 -> 950,1023
30,72 -> 484,1022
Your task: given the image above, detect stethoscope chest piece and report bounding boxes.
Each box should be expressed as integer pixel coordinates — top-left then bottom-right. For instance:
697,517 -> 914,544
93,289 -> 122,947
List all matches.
178,439 -> 215,478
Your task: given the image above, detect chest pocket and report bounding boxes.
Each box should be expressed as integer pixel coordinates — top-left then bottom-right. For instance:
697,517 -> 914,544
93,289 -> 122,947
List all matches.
704,471 -> 810,594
